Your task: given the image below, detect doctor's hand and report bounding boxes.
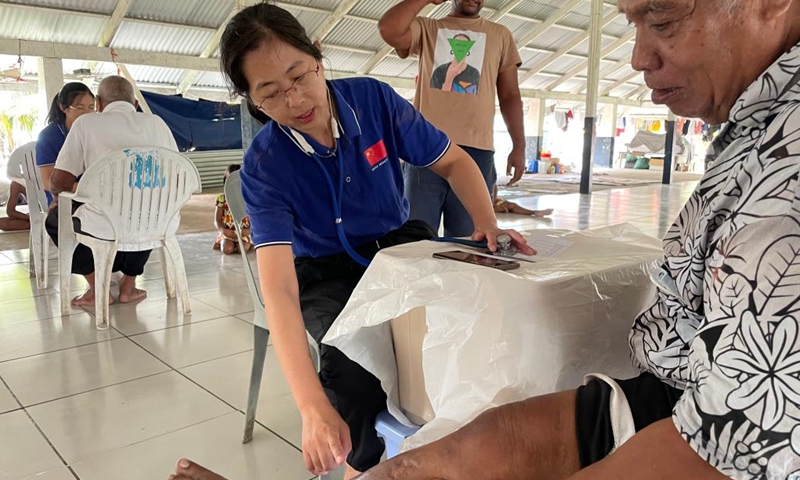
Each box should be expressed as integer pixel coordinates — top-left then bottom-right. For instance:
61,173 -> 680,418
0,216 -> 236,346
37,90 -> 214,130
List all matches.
472,226 -> 535,256
300,402 -> 352,476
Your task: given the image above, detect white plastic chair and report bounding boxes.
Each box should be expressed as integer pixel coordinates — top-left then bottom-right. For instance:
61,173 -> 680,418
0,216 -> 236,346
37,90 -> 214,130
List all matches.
58,147 -> 201,329
6,142 -> 50,289
224,170 -> 322,442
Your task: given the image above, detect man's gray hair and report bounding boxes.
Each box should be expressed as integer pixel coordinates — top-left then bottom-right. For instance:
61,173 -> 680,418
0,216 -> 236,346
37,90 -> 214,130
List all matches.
97,75 -> 136,106
719,0 -> 742,12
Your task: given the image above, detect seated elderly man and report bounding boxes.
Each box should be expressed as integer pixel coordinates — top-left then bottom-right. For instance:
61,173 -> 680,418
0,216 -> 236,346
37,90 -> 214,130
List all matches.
46,76 -> 178,307
169,0 -> 800,479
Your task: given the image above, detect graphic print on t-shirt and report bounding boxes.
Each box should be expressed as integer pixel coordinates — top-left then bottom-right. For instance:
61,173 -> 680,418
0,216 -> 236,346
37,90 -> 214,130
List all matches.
430,28 -> 486,95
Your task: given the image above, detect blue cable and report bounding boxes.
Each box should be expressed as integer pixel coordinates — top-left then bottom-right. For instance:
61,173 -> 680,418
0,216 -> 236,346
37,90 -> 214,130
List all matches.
311,155 -> 371,268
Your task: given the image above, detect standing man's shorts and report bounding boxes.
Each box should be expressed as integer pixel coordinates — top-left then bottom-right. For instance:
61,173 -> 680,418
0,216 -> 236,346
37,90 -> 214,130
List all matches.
575,372 -> 684,467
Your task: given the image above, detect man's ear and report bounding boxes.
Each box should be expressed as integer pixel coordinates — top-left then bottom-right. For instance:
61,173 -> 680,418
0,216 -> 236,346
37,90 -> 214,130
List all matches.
313,40 -> 323,56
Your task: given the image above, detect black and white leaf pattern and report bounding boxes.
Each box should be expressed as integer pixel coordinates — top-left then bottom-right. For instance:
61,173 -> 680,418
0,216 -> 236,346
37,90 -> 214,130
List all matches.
631,43 -> 800,479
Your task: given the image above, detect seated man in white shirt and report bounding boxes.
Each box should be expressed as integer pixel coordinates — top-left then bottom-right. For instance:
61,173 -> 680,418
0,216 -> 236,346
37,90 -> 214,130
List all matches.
46,75 -> 179,307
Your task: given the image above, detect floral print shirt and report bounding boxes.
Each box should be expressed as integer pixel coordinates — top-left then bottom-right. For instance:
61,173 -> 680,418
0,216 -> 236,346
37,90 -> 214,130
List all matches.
629,44 -> 800,479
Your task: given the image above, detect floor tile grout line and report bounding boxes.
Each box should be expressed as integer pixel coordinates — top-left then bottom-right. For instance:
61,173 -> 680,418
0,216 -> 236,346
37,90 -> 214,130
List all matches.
0,374 -> 76,475
0,336 -> 120,365
124,333 -> 304,453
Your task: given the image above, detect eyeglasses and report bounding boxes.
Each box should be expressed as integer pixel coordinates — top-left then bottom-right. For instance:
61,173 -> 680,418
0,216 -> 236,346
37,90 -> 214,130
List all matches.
68,104 -> 95,112
256,65 -> 320,111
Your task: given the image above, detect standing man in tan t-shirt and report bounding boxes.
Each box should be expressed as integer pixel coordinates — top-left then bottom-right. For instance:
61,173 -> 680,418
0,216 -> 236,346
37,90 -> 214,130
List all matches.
380,0 -> 525,237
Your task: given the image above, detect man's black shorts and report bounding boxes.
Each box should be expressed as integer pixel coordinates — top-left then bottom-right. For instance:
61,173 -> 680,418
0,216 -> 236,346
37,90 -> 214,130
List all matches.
575,372 -> 684,467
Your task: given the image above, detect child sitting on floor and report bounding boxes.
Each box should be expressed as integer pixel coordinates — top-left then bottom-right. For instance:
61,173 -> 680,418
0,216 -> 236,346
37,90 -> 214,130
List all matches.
213,164 -> 252,254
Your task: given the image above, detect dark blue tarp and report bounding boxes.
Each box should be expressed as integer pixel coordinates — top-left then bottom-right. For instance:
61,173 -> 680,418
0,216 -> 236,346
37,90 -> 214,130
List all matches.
141,90 -> 242,152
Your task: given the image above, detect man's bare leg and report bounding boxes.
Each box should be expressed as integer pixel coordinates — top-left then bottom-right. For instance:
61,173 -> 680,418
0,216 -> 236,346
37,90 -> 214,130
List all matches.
344,464 -> 361,479
168,391 -> 579,480
118,274 -> 147,303
359,390 -> 580,480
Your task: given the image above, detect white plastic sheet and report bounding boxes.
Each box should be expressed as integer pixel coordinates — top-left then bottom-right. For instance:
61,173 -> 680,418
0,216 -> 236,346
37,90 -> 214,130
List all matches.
323,224 -> 663,450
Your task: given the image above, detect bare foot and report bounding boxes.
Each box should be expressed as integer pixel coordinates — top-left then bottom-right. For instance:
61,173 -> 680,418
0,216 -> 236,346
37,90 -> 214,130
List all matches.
169,459 -> 228,480
71,290 -> 113,308
534,209 -> 554,218
118,287 -> 147,304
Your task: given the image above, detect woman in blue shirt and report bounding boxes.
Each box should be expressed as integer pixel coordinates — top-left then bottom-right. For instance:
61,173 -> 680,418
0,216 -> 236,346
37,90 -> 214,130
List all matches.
36,82 -> 95,204
171,4 -> 532,480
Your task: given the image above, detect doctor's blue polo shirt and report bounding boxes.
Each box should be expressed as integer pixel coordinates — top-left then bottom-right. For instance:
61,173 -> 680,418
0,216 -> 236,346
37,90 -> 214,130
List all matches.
36,122 -> 69,205
240,77 -> 451,259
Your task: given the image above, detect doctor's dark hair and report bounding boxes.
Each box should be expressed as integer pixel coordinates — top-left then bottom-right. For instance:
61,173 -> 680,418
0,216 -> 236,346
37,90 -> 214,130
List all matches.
219,2 -> 324,101
46,82 -> 94,125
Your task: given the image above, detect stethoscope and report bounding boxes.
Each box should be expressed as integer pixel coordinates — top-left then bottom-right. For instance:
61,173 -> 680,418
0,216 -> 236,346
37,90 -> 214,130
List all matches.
288,107 -> 373,268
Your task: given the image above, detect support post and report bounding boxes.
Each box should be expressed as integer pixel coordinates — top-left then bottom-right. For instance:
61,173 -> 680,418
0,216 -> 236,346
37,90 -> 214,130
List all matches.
38,57 -> 64,114
580,0 -> 604,195
662,110 -> 676,184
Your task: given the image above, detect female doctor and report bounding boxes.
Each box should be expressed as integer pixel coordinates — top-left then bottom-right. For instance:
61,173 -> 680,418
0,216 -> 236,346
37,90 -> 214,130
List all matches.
209,3 -> 534,480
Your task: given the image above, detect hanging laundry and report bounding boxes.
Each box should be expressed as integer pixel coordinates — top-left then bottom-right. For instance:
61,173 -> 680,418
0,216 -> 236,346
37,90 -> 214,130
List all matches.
555,111 -> 568,131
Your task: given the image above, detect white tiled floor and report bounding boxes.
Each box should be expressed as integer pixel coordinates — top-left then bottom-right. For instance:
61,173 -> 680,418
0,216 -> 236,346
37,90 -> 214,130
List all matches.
0,181 -> 697,480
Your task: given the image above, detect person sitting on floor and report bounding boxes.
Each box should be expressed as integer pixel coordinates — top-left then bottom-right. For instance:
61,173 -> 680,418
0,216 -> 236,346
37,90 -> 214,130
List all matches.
213,164 -> 252,254
168,0 -> 800,479
0,181 -> 30,232
492,184 -> 553,217
46,75 -> 178,307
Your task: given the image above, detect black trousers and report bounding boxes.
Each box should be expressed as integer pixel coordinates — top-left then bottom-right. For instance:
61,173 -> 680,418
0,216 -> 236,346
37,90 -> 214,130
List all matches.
294,219 -> 435,472
45,205 -> 151,277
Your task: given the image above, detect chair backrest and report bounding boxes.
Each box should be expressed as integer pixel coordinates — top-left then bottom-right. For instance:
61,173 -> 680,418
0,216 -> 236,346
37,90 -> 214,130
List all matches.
75,147 -> 201,246
6,142 -> 33,184
8,142 -> 49,224
224,169 -> 264,308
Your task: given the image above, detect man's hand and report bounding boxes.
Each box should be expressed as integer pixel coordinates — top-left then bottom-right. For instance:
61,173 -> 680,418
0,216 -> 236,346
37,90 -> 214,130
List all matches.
506,148 -> 525,186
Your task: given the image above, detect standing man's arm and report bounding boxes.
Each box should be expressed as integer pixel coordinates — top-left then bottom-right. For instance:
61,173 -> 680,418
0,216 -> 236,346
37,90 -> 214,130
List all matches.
497,66 -> 526,186
379,0 -> 444,58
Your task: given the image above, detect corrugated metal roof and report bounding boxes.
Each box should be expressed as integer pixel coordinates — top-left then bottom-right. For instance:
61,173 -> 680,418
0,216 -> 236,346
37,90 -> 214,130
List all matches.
325,18 -> 385,51
111,20 -> 213,56
349,0 -> 395,20
605,42 -> 633,62
323,49 -> 371,73
278,0 -> 340,12
496,16 -> 537,42
606,65 -> 638,81
369,55 -> 418,79
126,0 -> 234,29
519,73 -> 556,90
609,84 -> 638,98
0,0 -> 652,101
545,55 -> 586,75
3,0 -> 117,14
194,71 -> 228,89
0,4 -> 104,45
281,6 -> 328,39
526,25 -> 579,50
508,1 -> 557,20
550,78 -> 585,93
570,35 -> 618,57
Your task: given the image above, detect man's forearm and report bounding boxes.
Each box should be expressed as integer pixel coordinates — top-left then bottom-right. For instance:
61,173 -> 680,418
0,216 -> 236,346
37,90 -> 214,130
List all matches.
500,95 -> 526,150
378,0 -> 430,55
568,419 -> 726,480
49,169 -> 77,198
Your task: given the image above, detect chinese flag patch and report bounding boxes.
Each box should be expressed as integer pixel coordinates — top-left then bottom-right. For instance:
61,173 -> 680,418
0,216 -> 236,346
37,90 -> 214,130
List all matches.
364,139 -> 388,168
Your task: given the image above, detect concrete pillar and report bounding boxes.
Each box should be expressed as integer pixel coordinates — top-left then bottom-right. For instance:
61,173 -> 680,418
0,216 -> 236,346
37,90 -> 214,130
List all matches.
38,57 -> 63,114
580,0 -> 604,194
662,110 -> 676,185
